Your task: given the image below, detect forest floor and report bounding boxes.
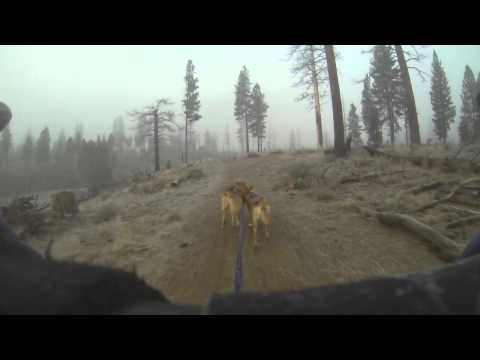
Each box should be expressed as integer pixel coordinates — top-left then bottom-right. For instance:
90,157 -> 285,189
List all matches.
22,145 -> 480,305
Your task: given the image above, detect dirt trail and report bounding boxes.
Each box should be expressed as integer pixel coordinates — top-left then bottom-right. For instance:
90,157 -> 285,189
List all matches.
155,154 -> 446,305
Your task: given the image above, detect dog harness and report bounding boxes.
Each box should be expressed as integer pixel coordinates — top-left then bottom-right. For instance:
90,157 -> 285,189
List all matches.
246,192 -> 263,207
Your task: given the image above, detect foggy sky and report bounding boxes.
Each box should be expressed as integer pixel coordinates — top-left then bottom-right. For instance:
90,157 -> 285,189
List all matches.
0,45 -> 479,150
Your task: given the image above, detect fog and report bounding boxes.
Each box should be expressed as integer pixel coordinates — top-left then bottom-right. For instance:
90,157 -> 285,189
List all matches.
1,45 -> 479,149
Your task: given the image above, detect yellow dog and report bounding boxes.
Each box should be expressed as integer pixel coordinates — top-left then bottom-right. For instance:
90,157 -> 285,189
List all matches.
220,181 -> 252,229
245,191 -> 272,248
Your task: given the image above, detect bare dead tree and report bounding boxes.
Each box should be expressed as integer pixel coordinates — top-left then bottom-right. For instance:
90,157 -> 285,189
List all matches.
288,45 -> 329,148
129,99 -> 178,172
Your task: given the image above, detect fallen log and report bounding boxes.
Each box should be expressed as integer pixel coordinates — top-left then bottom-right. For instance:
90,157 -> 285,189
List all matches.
445,216 -> 480,229
320,164 -> 334,179
339,170 -> 405,184
413,177 -> 480,213
408,181 -> 444,195
170,179 -> 182,187
440,205 -> 480,216
363,146 -> 477,171
447,195 -> 480,208
376,212 -> 462,262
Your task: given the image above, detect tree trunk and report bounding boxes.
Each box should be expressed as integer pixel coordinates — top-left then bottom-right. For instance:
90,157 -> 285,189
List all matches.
404,116 -> 410,145
315,108 -> 323,149
184,116 -> 188,164
309,46 -> 323,148
245,114 -> 249,154
154,113 -> 160,172
388,102 -> 395,145
324,45 -> 345,156
395,45 -> 421,145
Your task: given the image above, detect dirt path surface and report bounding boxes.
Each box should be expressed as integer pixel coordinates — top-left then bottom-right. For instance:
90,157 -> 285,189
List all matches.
27,153 -> 448,306
137,154 -> 446,305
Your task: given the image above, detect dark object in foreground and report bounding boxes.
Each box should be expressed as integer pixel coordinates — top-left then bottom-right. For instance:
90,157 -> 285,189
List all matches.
0,217 -> 168,314
461,233 -> 480,259
0,101 -> 12,132
2,214 -> 480,314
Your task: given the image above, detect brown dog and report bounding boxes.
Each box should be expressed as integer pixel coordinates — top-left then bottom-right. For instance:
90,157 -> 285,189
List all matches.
220,181 -> 252,229
232,181 -> 253,202
221,189 -> 243,229
245,191 -> 272,248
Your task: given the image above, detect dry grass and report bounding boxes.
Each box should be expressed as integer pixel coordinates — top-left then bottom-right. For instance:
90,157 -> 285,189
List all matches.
100,191 -> 114,201
316,191 -> 337,202
165,213 -> 182,224
93,203 -> 119,224
184,168 -> 206,181
334,198 -> 360,212
294,148 -> 318,155
285,161 -> 316,179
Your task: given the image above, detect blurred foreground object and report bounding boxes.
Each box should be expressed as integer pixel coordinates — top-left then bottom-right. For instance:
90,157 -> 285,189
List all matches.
0,102 -> 12,132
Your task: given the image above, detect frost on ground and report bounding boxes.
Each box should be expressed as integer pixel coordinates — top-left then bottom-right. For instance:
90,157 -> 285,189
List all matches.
22,148 -> 478,305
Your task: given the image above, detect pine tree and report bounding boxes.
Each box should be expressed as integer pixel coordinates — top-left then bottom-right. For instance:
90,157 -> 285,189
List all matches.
289,130 -> 296,152
458,66 -> 477,144
429,51 -> 456,144
234,66 -> 252,154
53,129 -> 66,162
369,45 -> 404,145
236,121 -> 245,153
0,125 -> 12,168
347,104 -> 363,147
22,132 -> 34,169
183,60 -> 201,164
77,139 -> 114,191
112,116 -> 126,153
473,72 -> 480,140
63,137 -> 77,186
296,129 -> 301,150
361,74 -> 382,147
203,130 -> 211,155
36,127 -> 51,166
249,83 -> 269,152
224,125 -> 231,154
74,124 -> 83,148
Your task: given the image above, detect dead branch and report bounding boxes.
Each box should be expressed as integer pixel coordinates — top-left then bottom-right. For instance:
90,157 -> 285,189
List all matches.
408,181 -> 444,195
363,146 -> 400,159
363,145 -> 475,171
470,148 -> 480,163
339,170 -> 405,184
451,144 -> 467,160
320,164 -> 334,179
413,178 -> 480,213
447,196 -> 480,208
445,216 -> 480,229
376,212 -> 461,262
440,205 -> 480,216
